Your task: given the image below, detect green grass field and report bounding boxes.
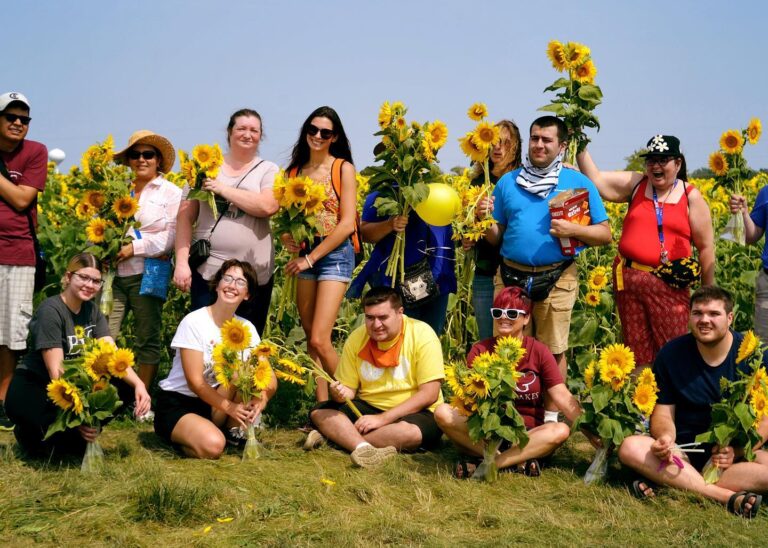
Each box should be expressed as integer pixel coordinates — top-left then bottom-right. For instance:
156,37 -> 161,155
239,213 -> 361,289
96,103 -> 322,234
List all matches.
1,423 -> 764,547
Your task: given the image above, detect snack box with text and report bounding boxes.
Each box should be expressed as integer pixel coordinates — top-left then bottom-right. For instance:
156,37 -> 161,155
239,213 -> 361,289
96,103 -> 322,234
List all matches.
548,188 -> 591,256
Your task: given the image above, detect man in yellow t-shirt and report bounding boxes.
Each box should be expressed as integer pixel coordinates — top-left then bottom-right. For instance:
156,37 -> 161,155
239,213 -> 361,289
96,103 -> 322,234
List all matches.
308,287 -> 444,468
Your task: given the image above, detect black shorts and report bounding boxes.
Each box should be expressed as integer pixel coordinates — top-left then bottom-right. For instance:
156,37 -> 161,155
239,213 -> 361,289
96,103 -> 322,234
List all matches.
154,389 -> 213,444
310,398 -> 442,450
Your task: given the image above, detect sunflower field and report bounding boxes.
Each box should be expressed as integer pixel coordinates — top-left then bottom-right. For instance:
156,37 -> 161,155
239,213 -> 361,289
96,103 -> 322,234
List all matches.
34,137 -> 768,425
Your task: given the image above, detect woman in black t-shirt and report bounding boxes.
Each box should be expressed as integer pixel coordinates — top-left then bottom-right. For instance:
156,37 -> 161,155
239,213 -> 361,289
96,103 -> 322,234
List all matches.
5,252 -> 151,457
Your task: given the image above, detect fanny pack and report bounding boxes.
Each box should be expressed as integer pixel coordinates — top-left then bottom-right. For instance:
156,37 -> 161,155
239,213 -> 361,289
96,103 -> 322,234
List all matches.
398,258 -> 439,306
652,257 -> 701,289
500,260 -> 574,301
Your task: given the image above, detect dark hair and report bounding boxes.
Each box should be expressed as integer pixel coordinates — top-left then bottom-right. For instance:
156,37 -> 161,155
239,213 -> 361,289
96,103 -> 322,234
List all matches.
362,286 -> 403,309
62,252 -> 102,287
209,259 -> 259,301
690,285 -> 733,313
227,109 -> 264,147
2,101 -> 29,113
530,115 -> 568,143
677,155 -> 688,182
287,106 -> 353,172
493,286 -> 532,314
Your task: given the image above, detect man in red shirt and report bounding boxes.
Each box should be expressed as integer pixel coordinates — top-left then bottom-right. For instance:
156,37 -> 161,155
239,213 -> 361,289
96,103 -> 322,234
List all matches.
0,91 -> 47,429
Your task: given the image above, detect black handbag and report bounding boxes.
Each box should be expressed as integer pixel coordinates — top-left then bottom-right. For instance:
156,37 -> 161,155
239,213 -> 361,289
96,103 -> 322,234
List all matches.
187,160 -> 264,270
398,258 -> 439,306
500,260 -> 574,301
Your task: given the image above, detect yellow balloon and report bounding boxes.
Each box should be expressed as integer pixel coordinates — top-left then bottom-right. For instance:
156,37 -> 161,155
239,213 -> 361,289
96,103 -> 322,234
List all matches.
414,183 -> 460,226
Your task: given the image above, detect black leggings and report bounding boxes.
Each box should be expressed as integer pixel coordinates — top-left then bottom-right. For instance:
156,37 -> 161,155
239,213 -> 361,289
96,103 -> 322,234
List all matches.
5,368 -> 134,458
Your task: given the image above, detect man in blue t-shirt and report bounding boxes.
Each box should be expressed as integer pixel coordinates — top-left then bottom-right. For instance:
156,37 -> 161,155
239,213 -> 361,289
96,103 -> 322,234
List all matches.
618,286 -> 768,518
730,188 -> 768,339
478,116 -> 611,396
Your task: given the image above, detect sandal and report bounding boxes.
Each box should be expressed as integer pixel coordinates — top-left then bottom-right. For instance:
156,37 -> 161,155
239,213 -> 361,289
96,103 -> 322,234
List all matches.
453,458 -> 479,479
523,459 -> 541,477
727,491 -> 762,519
631,479 -> 656,500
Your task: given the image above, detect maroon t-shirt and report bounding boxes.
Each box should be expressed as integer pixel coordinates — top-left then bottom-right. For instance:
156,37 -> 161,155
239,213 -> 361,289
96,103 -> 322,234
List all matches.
467,336 -> 563,429
0,139 -> 47,265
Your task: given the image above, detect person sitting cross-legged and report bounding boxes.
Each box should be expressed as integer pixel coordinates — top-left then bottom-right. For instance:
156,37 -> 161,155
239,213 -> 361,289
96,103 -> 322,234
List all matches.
307,286 -> 444,467
435,286 -> 592,478
618,286 -> 768,518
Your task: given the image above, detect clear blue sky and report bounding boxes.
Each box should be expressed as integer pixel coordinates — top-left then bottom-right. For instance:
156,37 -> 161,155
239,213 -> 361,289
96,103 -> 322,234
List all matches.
7,0 -> 767,173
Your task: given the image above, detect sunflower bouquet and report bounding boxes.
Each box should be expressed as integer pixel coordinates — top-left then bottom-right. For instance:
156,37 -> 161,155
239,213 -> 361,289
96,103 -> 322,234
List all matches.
271,171 -> 328,322
211,318 -> 272,461
708,118 -> 762,245
696,331 -> 768,483
573,344 -> 659,484
179,144 -> 225,218
361,101 -> 448,286
45,338 -> 135,472
443,336 -> 529,482
539,40 -> 603,164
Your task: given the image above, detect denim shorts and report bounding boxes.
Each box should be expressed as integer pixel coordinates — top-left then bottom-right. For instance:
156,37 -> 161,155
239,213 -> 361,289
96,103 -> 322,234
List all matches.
298,240 -> 354,283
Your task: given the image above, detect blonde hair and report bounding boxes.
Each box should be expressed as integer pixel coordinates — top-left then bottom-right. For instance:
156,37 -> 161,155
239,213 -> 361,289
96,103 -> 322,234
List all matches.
61,252 -> 101,288
470,119 -> 522,180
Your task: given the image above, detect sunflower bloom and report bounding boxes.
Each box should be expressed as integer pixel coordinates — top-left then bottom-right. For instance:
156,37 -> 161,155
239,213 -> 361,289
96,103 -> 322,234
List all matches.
737,330 -> 760,363
76,201 -> 95,219
546,40 -> 568,72
83,347 -> 111,380
750,390 -> 767,420
464,372 -> 490,398
421,138 -> 436,162
303,183 -> 327,215
459,132 -> 487,163
720,129 -> 744,154
471,121 -> 501,151
747,118 -> 762,145
253,358 -> 273,391
633,383 -> 658,417
274,369 -> 306,385
426,120 -> 449,149
599,343 -> 635,376
637,367 -> 657,390
74,325 -> 86,339
450,394 -> 477,416
585,291 -> 600,307
444,364 -> 465,398
708,152 -> 728,176
85,191 -> 106,210
587,266 -> 609,290
86,218 -> 109,243
283,176 -> 311,207
467,103 -> 488,121
256,341 -> 278,359
108,348 -> 135,378
584,361 -> 597,390
565,42 -> 591,68
220,318 -> 252,351
213,362 -> 230,389
378,101 -> 392,129
47,379 -> 84,414
494,336 -> 526,369
277,358 -> 305,376
572,59 -> 597,84
192,144 -> 216,169
751,367 -> 768,398
112,195 -> 139,220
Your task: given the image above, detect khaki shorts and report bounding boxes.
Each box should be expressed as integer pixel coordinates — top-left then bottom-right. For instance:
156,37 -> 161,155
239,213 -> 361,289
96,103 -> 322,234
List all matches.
523,262 -> 578,355
0,265 -> 35,350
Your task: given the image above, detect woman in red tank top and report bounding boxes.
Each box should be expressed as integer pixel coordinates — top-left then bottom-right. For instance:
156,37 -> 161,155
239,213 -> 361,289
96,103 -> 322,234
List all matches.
577,135 -> 714,369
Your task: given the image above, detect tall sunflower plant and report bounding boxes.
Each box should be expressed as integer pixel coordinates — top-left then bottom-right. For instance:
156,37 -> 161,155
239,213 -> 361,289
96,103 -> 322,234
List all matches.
539,40 -> 603,164
573,344 -> 659,484
212,318 -> 274,461
271,171 -> 327,322
45,337 -> 135,473
443,336 -> 529,482
695,331 -> 768,483
361,101 -> 447,286
179,144 -> 224,218
708,118 -> 762,246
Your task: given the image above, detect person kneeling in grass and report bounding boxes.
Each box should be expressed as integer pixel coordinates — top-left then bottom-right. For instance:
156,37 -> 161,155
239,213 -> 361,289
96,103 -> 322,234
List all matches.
618,286 -> 768,518
435,287 -> 593,478
306,286 -> 444,467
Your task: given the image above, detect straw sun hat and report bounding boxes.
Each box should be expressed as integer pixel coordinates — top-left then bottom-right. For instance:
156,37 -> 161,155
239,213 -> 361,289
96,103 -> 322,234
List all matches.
113,129 -> 176,174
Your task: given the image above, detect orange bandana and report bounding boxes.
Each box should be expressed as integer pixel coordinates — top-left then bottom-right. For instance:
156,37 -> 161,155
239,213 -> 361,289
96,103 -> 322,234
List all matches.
357,324 -> 405,368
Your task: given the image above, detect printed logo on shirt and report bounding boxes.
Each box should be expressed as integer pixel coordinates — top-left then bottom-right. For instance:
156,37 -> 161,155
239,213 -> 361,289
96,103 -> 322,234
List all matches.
359,356 -> 411,382
514,371 -> 540,402
66,324 -> 97,357
7,169 -> 22,182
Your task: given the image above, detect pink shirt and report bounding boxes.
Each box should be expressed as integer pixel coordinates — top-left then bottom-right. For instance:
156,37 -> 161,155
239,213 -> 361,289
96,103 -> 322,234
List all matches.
117,176 -> 182,277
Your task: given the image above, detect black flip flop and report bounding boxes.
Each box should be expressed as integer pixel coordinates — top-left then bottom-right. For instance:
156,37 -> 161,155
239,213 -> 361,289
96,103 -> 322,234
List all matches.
631,479 -> 656,500
727,491 -> 762,519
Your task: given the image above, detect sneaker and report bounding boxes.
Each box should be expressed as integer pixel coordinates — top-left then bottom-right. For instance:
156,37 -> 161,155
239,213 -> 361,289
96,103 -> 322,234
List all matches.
226,427 -> 246,447
137,410 -> 155,423
350,444 -> 397,468
0,404 -> 13,431
303,429 -> 325,451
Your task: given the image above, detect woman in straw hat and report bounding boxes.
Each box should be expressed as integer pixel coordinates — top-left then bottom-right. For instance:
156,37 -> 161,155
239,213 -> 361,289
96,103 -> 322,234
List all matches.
173,109 -> 279,337
111,130 -> 182,409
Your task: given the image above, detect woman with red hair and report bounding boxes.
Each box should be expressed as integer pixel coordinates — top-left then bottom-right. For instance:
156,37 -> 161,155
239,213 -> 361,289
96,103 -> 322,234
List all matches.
435,286 -> 588,478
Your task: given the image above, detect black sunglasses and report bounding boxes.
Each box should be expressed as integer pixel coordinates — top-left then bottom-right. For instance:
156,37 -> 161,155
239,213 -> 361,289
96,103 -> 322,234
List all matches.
3,113 -> 31,125
490,308 -> 527,320
127,150 -> 157,161
307,124 -> 334,140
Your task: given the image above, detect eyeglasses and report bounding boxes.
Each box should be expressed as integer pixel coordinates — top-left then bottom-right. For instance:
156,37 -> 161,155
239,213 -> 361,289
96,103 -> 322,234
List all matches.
2,113 -> 31,125
127,150 -> 157,161
221,274 -> 248,288
490,308 -> 527,320
70,271 -> 104,288
645,157 -> 675,167
307,124 -> 335,140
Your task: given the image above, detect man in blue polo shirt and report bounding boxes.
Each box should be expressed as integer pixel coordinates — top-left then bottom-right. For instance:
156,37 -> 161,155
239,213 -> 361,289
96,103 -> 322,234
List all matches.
479,116 -> 610,401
